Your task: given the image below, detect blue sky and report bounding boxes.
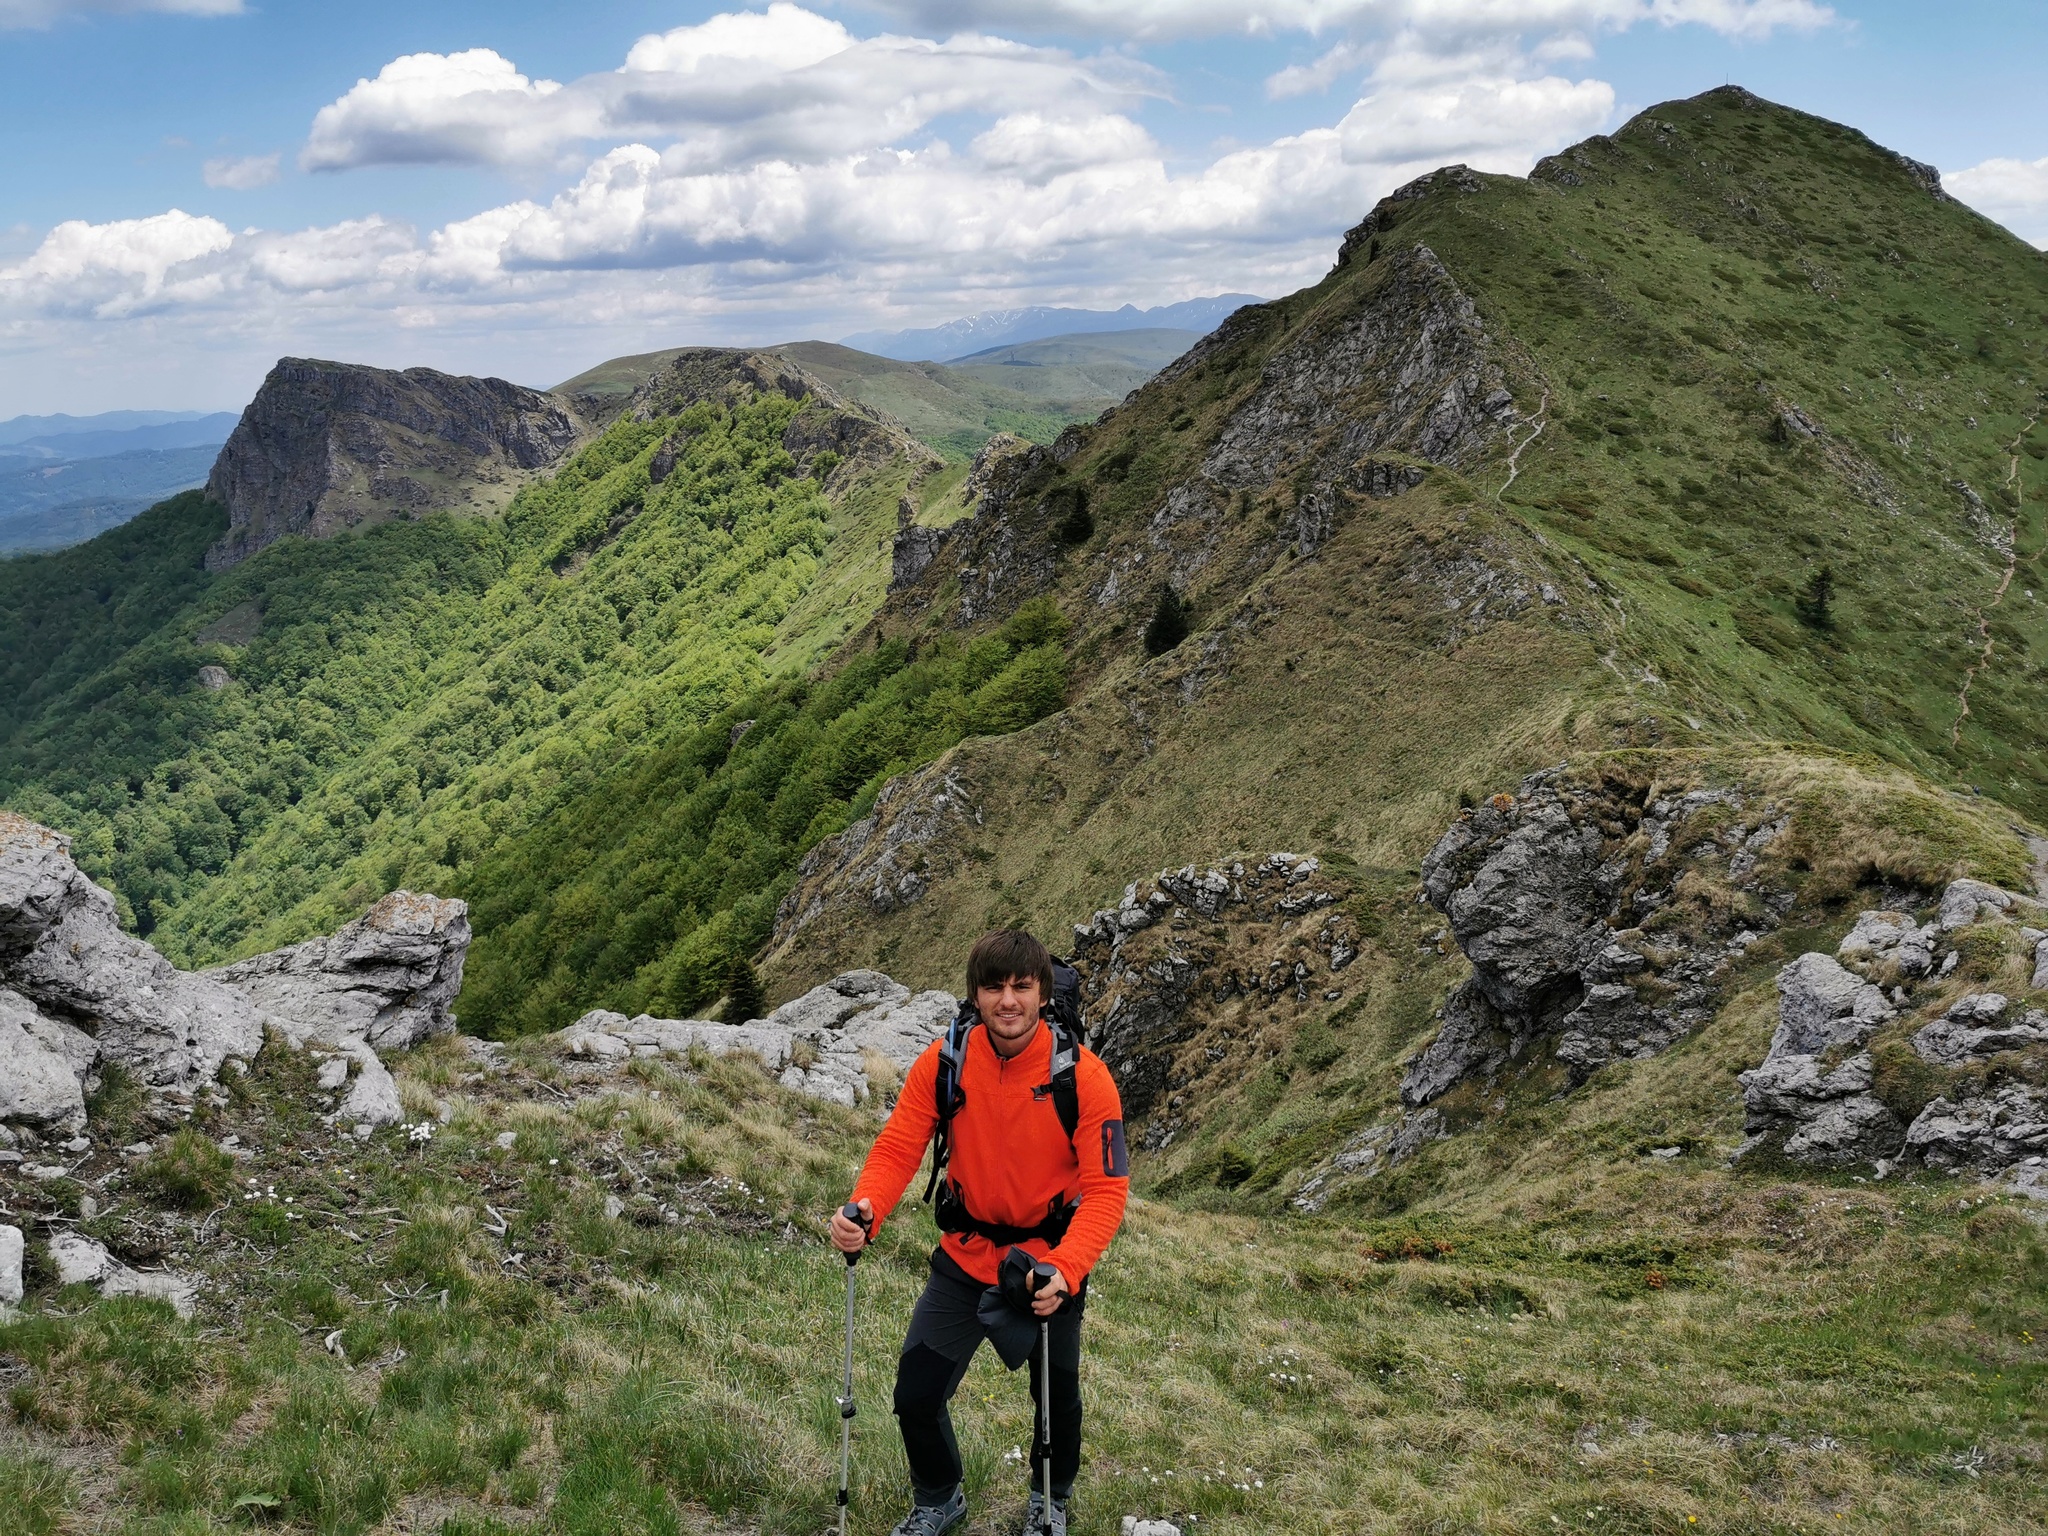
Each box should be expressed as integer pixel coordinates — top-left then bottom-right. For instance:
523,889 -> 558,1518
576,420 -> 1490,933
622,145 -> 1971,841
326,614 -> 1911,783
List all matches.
1,0 -> 2043,416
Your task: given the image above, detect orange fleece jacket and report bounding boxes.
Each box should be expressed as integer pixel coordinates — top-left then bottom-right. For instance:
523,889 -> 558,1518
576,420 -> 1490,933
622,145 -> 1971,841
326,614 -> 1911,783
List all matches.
850,1019 -> 1129,1286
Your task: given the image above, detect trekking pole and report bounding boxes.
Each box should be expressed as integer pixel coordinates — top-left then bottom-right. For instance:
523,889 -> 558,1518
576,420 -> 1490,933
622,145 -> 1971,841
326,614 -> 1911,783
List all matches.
1033,1261 -> 1057,1534
837,1202 -> 871,1536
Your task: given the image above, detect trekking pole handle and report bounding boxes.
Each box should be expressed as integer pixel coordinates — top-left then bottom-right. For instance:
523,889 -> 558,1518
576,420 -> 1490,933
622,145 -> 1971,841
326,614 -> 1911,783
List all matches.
841,1201 -> 872,1266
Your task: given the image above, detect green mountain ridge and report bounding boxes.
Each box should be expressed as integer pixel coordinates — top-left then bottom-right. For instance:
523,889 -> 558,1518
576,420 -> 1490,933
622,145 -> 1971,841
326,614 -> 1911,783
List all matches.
552,337 -> 1136,463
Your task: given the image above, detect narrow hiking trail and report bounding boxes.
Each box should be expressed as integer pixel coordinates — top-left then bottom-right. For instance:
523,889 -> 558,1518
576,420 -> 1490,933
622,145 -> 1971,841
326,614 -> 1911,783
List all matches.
1496,390 -> 1548,502
1951,411 -> 2039,749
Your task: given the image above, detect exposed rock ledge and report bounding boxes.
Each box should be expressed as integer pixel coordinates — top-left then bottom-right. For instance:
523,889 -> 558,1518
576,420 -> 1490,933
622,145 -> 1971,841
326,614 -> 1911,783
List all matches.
0,811 -> 470,1142
553,970 -> 957,1107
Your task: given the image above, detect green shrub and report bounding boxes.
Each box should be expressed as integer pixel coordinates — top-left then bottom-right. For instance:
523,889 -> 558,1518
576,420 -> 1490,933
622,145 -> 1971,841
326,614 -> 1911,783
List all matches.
137,1127 -> 235,1211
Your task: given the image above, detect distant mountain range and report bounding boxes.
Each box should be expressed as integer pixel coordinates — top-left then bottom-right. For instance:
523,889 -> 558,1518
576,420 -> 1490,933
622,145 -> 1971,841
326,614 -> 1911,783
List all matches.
841,294 -> 1259,362
0,410 -> 240,463
0,408 -> 239,554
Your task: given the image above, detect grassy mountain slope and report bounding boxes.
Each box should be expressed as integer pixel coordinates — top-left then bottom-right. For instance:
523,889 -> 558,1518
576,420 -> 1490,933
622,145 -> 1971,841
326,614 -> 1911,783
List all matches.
554,341 -> 1122,461
748,89 -> 2048,1224
769,86 -> 2048,996
3,1016 -> 2043,1536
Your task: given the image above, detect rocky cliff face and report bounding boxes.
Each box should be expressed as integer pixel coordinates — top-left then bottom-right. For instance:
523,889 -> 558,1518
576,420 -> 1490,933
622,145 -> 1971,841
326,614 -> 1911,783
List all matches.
1400,769 -> 1793,1110
203,358 -> 586,570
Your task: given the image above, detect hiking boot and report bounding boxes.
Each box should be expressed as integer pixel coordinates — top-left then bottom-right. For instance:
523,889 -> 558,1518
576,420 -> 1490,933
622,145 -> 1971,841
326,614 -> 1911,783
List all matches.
1021,1490 -> 1067,1536
890,1487 -> 966,1536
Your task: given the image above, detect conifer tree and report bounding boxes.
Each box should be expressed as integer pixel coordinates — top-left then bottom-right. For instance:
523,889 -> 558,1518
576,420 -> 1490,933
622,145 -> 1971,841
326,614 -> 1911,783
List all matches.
1143,585 -> 1189,656
724,955 -> 766,1024
1796,563 -> 1835,629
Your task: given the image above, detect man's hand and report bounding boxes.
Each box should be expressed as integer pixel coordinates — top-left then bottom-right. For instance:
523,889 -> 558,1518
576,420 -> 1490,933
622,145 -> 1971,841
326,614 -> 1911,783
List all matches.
1030,1264 -> 1069,1317
829,1198 -> 873,1254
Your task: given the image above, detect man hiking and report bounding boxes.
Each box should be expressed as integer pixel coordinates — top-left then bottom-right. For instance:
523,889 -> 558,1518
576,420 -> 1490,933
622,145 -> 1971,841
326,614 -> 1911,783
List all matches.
829,929 -> 1130,1536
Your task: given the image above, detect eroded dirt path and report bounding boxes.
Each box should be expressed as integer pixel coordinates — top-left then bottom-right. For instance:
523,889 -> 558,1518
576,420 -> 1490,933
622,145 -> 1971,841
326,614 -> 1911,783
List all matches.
1951,411 -> 2039,749
1496,389 -> 1549,503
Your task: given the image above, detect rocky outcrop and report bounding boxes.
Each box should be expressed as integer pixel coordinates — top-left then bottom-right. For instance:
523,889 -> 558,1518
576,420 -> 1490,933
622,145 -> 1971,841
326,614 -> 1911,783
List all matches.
767,762 -> 984,961
204,358 -> 586,569
46,1232 -> 198,1318
1069,854 -> 1353,1131
0,1223 -> 22,1310
0,812 -> 466,1142
2,811 -> 265,1100
1742,878 -> 2048,1176
1737,954 -> 1902,1166
205,890 -> 469,1051
554,970 -> 955,1106
1402,772 -> 1789,1109
1206,240 -> 1515,499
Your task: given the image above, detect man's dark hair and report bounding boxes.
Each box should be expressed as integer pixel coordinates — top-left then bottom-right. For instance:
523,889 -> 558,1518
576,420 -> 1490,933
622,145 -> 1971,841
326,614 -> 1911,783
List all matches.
966,929 -> 1054,1000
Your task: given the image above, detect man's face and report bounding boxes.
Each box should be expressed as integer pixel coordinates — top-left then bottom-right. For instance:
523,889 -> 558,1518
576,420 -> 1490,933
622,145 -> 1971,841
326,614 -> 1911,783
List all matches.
975,973 -> 1044,1056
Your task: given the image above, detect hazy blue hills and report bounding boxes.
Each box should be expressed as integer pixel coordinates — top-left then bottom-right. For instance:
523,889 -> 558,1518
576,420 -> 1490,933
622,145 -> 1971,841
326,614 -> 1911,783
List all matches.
0,444 -> 221,555
0,410 -> 239,464
841,292 -> 1259,360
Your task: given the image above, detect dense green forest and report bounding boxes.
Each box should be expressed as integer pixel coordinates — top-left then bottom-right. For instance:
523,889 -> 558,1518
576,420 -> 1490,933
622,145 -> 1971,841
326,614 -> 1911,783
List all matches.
458,598 -> 1067,1033
0,392 -> 1064,1030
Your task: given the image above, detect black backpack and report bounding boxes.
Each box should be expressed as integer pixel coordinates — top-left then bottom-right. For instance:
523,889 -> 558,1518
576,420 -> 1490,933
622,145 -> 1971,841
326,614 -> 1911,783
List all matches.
921,960 -> 1086,1246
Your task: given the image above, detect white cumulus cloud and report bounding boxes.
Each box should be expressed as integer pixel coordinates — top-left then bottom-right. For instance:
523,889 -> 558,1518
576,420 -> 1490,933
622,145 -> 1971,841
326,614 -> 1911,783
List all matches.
303,49 -> 586,172
202,152 -> 279,190
971,112 -> 1159,179
301,9 -> 1154,173
1338,72 -> 1613,168
0,209 -> 233,317
1947,155 -> 2048,249
621,2 -> 852,73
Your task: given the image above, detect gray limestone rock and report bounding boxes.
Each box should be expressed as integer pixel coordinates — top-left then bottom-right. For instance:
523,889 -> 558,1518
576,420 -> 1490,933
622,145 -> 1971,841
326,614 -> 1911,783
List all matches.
1402,774 -> 1778,1107
204,357 -> 584,571
1740,1050 -> 1904,1167
0,812 -> 411,1127
205,890 -> 470,1050
1938,878 -> 2015,932
1836,909 -> 1938,973
0,818 -> 266,1092
761,970 -> 908,1033
1738,953 -> 1902,1166
1422,793 -> 1608,1020
50,1232 -> 113,1287
0,988 -> 89,1128
1770,952 -> 1894,1058
0,1223 -> 21,1308
1911,996 -> 2048,1066
1907,1086 -> 2048,1171
555,973 -> 956,1108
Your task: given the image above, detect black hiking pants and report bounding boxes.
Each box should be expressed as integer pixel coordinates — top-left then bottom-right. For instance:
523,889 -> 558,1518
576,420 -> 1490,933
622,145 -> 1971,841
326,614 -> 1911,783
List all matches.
893,1249 -> 1086,1505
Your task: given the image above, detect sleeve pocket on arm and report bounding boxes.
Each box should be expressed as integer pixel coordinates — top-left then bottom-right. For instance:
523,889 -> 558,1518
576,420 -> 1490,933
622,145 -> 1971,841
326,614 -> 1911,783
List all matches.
1100,1119 -> 1129,1178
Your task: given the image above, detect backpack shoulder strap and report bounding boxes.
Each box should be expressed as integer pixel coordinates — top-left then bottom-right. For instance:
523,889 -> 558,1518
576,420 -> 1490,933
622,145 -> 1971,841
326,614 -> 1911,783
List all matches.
922,1002 -> 978,1203
1047,1017 -> 1081,1147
